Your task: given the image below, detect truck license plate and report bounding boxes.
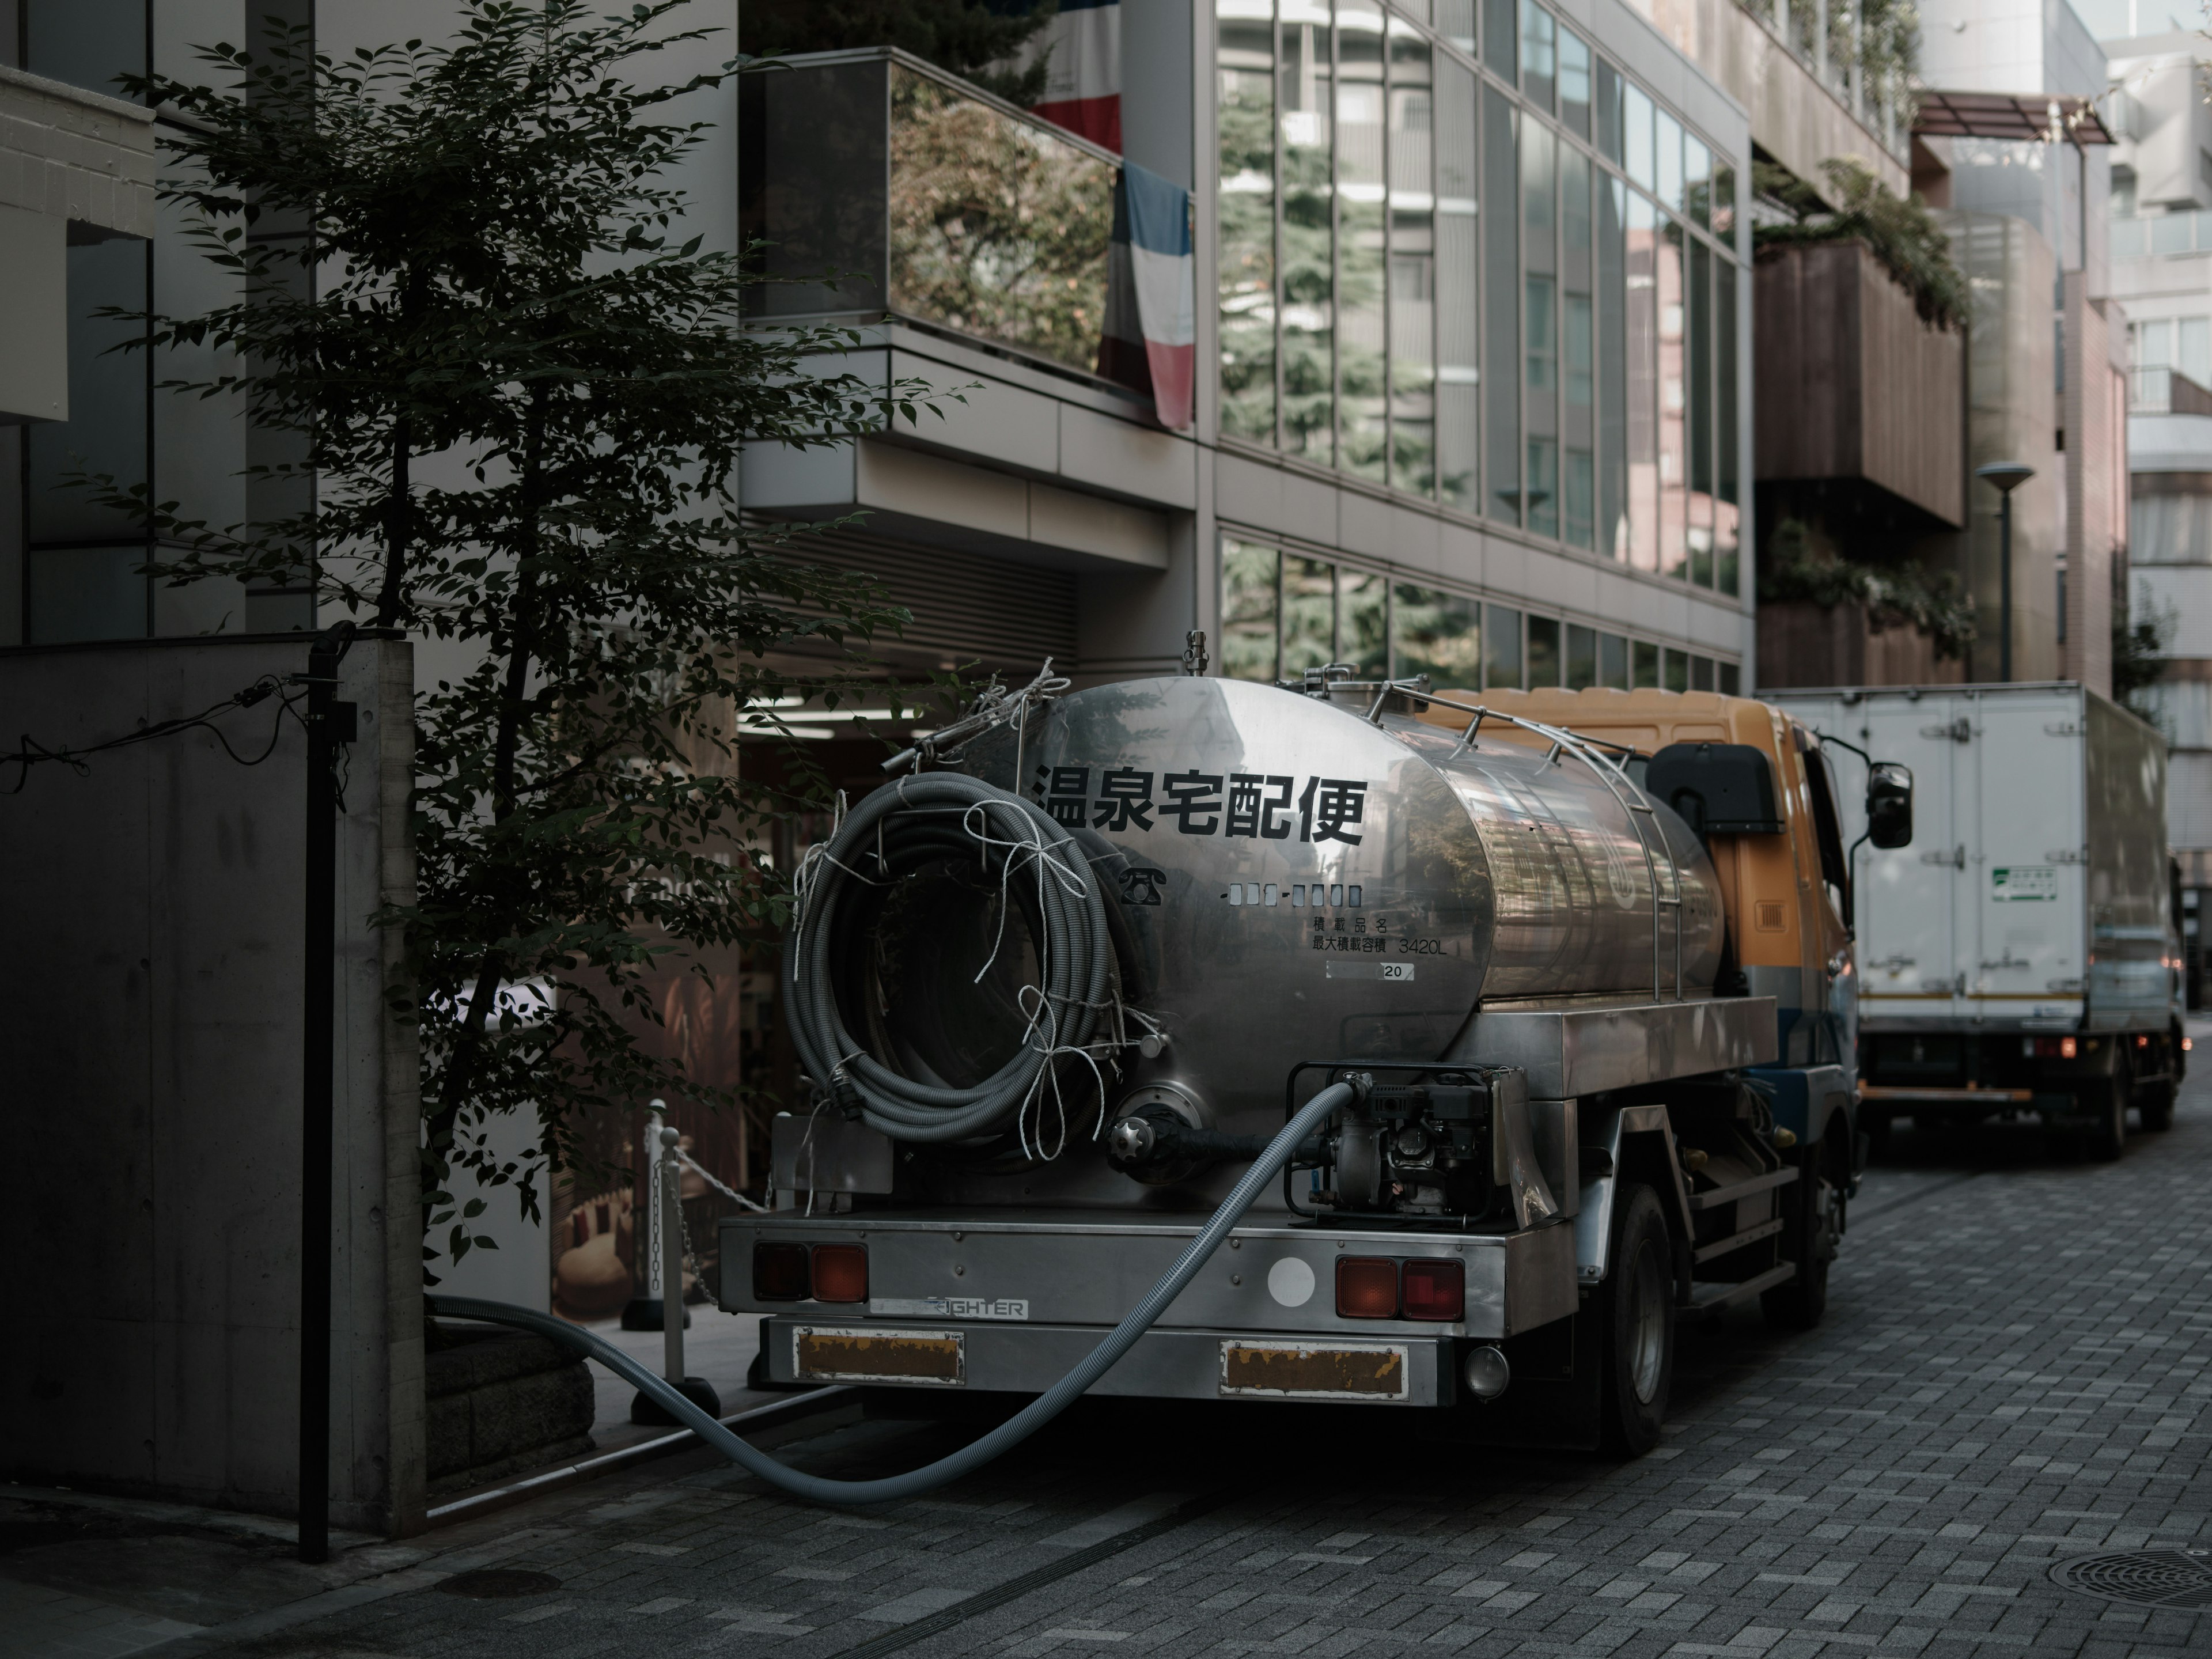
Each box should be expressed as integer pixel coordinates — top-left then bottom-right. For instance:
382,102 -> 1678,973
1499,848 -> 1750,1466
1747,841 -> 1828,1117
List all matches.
793,1327 -> 964,1385
1218,1340 -> 1410,1400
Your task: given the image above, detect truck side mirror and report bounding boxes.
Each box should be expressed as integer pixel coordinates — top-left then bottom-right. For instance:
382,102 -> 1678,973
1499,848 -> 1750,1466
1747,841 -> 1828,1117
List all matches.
1866,762 -> 1913,849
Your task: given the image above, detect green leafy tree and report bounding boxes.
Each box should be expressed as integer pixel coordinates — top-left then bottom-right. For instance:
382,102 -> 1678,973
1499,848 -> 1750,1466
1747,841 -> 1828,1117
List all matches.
107,1 -> 942,1271
742,0 -> 1058,105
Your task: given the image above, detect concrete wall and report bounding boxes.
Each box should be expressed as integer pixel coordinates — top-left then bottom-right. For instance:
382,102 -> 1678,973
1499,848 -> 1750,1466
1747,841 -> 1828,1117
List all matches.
0,635 -> 423,1536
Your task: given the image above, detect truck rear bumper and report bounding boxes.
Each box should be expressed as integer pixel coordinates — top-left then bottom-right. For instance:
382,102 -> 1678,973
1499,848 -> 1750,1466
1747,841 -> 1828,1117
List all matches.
761,1316 -> 1456,1406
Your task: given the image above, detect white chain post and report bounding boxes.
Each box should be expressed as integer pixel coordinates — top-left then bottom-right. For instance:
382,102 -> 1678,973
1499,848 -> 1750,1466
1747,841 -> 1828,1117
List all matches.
660,1121 -> 684,1387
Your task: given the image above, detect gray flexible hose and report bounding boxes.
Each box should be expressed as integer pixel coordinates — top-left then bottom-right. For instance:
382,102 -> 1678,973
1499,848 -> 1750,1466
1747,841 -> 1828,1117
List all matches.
784,771 -> 1120,1146
427,1081 -> 1353,1507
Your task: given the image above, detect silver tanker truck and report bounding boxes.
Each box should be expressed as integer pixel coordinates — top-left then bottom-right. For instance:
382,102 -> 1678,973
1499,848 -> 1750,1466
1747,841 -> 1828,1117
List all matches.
719,670 -> 1903,1453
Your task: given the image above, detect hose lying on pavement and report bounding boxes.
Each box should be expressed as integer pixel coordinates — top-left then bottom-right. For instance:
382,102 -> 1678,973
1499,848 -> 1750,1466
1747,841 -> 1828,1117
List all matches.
427,1081 -> 1354,1507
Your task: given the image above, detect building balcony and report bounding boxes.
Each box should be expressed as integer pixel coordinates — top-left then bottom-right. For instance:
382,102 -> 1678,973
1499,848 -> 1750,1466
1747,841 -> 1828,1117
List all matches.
2129,366 -> 2212,417
740,48 -> 1120,386
1752,238 -> 1965,527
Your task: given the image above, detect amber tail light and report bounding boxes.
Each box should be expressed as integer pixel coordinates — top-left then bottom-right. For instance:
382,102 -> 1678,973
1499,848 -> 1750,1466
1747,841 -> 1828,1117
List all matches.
810,1244 -> 869,1304
1336,1256 -> 1399,1319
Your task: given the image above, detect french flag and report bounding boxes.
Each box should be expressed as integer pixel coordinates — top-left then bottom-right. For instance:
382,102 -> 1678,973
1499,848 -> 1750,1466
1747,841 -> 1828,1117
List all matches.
1028,0 -> 1121,153
1098,161 -> 1195,430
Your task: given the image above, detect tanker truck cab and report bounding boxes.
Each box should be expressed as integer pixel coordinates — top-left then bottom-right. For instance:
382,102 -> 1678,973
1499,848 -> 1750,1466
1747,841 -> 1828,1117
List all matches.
721,676 -> 1895,1457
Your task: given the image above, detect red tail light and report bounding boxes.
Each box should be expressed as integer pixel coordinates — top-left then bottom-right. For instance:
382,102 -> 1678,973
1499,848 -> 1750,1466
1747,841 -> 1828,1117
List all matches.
753,1241 -> 809,1300
1400,1258 -> 1465,1321
810,1244 -> 869,1304
1336,1257 -> 1398,1319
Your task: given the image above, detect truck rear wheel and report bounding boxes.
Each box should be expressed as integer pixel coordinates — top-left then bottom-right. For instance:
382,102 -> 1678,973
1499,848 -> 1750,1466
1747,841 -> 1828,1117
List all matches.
1762,1137 -> 1840,1331
1599,1184 -> 1673,1457
2084,1069 -> 2128,1163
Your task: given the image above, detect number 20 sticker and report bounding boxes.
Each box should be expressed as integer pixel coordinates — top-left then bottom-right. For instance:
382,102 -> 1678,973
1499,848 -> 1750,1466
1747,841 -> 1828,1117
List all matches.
1379,962 -> 1415,982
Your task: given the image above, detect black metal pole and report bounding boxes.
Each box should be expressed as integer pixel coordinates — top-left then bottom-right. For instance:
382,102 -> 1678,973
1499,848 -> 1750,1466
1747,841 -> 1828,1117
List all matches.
1998,491 -> 2013,683
298,634 -> 338,1565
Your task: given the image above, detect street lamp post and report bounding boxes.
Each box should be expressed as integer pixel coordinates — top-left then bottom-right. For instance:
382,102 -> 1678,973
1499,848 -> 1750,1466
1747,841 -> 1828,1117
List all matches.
1975,462 -> 2035,681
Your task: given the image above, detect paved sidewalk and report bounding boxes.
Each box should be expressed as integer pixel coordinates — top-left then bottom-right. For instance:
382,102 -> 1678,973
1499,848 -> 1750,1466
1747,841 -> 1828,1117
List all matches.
9,1028 -> 2211,1659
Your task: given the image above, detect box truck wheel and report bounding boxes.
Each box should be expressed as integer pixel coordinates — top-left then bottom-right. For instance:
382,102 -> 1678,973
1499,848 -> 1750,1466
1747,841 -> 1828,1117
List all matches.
2139,1033 -> 2177,1131
2083,1068 -> 2128,1163
1599,1184 -> 1674,1456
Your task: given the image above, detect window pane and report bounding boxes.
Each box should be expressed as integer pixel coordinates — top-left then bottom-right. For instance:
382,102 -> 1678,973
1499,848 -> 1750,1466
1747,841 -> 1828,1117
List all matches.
1718,660 -> 1740,695
1338,1 -> 1387,482
1711,161 -> 1736,241
1600,175 -> 1627,559
2183,316 -> 2211,385
1624,83 -> 1653,190
1483,85 -> 1520,524
1485,0 -> 1517,75
27,0 -> 145,99
1484,604 -> 1524,688
1595,57 -> 1623,164
1222,540 -> 1281,681
1436,56 -> 1479,512
1390,22 -> 1436,497
1655,109 -> 1683,216
1217,0 -> 1277,444
1527,434 -> 1558,537
28,546 -> 147,643
1520,0 -> 1555,112
28,240 -> 149,544
1631,638 -> 1659,687
1690,654 -> 1715,692
1281,0 -> 1335,465
1438,0 -> 1476,52
1558,27 -> 1591,138
1564,446 -> 1594,548
1393,583 -> 1480,683
1717,255 -> 1739,596
1687,237 -> 1713,586
1683,134 -> 1711,232
1566,623 -> 1597,688
1656,214 -> 1687,579
1562,147 -> 1593,550
1528,615 -> 1560,685
1524,119 -> 1556,538
1282,554 -> 1337,674
1626,190 -> 1657,571
1663,647 -> 1690,694
1599,631 -> 1629,688
1341,567 -> 1389,673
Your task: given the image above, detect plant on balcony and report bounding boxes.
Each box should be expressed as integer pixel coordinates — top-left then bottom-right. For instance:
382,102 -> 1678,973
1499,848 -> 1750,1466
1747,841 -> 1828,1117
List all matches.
1753,157 -> 1968,331
2114,580 -> 2178,721
742,0 -> 1059,105
99,1 -> 945,1268
1750,0 -> 1918,130
1760,517 -> 1978,657
887,66 -> 1112,374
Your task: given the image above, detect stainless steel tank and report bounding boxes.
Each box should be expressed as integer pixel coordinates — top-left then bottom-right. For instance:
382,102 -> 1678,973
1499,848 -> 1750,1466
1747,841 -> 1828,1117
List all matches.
919,676 -> 1722,1168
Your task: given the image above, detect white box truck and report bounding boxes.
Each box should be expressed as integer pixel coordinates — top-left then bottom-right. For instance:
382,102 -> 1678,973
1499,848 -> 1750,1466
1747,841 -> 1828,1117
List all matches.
1766,682 -> 2184,1160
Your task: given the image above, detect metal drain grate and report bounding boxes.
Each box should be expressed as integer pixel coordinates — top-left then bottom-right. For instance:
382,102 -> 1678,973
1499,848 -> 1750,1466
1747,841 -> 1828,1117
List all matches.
2050,1549 -> 2212,1607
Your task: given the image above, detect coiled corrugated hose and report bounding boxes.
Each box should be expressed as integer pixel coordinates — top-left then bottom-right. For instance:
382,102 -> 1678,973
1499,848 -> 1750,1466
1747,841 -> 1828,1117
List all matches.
783,772 -> 1120,1147
427,1081 -> 1353,1506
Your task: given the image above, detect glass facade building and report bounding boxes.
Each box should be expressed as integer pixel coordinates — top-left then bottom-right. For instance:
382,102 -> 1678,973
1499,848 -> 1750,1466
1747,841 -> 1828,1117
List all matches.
1215,0 -> 1743,595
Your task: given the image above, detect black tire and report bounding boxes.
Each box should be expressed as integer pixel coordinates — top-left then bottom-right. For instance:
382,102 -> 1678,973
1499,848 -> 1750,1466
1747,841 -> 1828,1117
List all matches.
2139,1036 -> 2176,1131
1599,1183 -> 1675,1457
1762,1136 -> 1842,1331
1863,1112 -> 1892,1161
2084,1067 -> 2127,1162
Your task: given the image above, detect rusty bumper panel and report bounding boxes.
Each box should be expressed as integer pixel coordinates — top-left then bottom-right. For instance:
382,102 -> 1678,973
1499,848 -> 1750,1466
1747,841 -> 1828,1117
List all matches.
795,1327 -> 964,1385
1219,1340 -> 1409,1400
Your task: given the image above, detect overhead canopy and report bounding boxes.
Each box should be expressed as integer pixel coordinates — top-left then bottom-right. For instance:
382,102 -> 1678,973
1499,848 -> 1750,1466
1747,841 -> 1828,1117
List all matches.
1912,90 -> 2115,146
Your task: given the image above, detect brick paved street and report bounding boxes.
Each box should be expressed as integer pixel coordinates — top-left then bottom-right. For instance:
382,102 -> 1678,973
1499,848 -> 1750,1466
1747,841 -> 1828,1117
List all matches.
16,1027 -> 2212,1659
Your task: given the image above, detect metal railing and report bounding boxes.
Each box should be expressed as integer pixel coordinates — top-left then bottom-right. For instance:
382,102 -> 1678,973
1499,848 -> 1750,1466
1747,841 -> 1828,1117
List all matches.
2128,366 -> 2212,416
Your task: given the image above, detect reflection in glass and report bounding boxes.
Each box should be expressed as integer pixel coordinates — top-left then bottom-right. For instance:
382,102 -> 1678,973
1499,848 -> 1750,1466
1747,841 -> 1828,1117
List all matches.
888,67 -> 1115,374
1436,57 -> 1480,512
1711,162 -> 1736,241
29,241 -> 149,545
1683,134 -> 1711,232
1566,623 -> 1597,688
1341,567 -> 1390,673
1717,257 -> 1740,596
1656,109 -> 1682,216
1222,541 -> 1282,681
1719,661 -> 1740,695
1656,214 -> 1687,579
1281,1 -> 1335,465
1394,584 -> 1480,683
1599,631 -> 1629,688
27,0 -> 145,100
1596,57 -> 1623,163
1522,118 -> 1556,540
1687,237 -> 1714,586
27,547 -> 149,645
1690,655 -> 1715,692
1338,2 -> 1388,482
1283,555 -> 1338,674
1483,86 -> 1520,524
1527,615 -> 1560,686
1562,147 -> 1594,551
1664,648 -> 1690,693
1626,191 -> 1658,571
1437,0 -> 1476,52
1527,434 -> 1558,537
1484,604 -> 1525,688
1217,1 -> 1278,442
1485,0 -> 1516,75
1600,176 -> 1627,559
1390,21 -> 1437,496
1631,639 -> 1660,687
1520,0 -> 1555,112
1559,26 -> 1592,139
1564,446 -> 1593,548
